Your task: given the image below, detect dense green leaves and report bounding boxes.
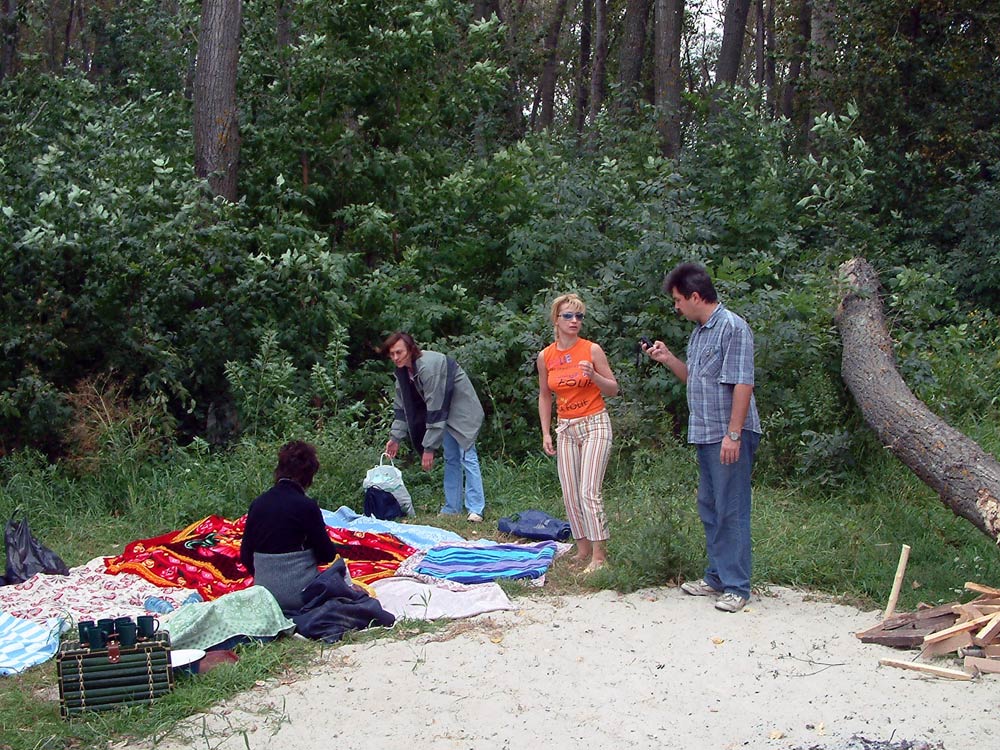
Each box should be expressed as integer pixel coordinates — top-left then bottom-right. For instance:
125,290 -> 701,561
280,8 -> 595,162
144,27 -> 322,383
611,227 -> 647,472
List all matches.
1,0 -> 997,490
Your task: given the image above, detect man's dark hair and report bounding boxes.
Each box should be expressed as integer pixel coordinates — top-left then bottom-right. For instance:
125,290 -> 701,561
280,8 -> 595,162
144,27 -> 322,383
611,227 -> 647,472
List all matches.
382,331 -> 422,362
662,262 -> 718,303
274,440 -> 320,489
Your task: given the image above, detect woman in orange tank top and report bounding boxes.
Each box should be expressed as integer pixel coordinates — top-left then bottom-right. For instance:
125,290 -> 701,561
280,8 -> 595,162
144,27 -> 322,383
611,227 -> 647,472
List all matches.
537,293 -> 619,572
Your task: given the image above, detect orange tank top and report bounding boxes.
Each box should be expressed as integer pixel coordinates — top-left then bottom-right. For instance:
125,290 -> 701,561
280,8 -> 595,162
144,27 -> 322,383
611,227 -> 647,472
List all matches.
544,338 -> 606,419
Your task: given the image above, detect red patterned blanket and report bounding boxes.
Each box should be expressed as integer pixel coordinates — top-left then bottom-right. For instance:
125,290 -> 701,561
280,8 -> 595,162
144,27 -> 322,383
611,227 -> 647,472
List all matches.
103,515 -> 416,600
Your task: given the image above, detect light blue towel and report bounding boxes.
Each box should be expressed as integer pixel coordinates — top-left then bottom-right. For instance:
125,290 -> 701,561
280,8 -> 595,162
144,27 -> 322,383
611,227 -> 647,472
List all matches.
322,505 -> 465,550
0,611 -> 63,676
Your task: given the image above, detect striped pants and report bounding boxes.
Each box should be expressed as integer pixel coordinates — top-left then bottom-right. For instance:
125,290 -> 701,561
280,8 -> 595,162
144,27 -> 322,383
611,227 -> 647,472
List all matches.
555,410 -> 612,542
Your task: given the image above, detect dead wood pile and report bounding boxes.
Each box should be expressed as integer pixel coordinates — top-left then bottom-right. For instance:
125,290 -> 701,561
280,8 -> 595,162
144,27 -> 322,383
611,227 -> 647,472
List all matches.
857,581 -> 1000,680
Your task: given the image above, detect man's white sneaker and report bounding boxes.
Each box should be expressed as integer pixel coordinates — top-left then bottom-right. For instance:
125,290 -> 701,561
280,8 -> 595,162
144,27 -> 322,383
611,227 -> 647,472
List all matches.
715,592 -> 748,613
467,512 -> 483,523
680,578 -> 722,597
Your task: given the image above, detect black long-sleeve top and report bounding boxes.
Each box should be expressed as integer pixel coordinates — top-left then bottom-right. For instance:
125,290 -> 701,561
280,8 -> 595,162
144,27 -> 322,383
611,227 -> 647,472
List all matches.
240,479 -> 338,575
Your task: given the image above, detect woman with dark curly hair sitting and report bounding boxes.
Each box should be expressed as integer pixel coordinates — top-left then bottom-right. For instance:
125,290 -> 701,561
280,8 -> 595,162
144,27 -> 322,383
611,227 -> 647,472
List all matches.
240,440 -> 338,612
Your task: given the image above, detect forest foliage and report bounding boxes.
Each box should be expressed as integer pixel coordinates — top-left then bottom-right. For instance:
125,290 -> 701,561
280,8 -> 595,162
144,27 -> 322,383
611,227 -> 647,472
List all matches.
1,0 -> 998,485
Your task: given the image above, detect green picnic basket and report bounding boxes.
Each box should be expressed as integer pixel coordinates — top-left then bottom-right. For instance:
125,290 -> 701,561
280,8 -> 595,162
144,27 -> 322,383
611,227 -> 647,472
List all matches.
57,632 -> 174,717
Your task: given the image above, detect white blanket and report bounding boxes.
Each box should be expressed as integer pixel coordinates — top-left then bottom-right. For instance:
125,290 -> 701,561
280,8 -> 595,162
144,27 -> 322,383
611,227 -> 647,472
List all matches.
371,576 -> 514,620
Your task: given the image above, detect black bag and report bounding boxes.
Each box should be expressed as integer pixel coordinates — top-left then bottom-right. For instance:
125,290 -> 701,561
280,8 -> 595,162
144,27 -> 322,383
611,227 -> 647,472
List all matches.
363,486 -> 404,522
3,513 -> 70,585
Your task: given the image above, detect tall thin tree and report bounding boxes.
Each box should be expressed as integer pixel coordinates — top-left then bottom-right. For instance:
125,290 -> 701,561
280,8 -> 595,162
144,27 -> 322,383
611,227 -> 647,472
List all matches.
616,0 -> 651,112
193,0 -> 242,202
574,0 -> 593,132
810,0 -> 834,119
781,0 -> 810,126
716,0 -> 751,86
763,0 -> 776,115
588,0 -> 608,122
653,0 -> 683,156
276,0 -> 293,49
472,0 -> 498,21
534,0 -> 569,131
0,0 -> 18,81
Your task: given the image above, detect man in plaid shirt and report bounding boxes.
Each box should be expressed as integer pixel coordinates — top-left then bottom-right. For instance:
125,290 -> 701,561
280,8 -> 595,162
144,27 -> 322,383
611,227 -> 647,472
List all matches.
643,262 -> 762,613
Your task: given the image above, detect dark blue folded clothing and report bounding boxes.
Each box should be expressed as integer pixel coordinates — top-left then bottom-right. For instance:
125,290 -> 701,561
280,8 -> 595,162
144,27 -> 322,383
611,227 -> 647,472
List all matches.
289,558 -> 395,643
363,486 -> 404,521
497,509 -> 572,542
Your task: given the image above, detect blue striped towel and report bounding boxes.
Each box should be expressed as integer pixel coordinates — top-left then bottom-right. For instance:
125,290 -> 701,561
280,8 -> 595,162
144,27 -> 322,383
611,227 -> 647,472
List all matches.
0,611 -> 63,676
414,542 -> 559,583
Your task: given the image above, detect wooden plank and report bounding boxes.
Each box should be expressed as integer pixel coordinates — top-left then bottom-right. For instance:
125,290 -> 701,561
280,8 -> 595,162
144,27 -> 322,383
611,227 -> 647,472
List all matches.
857,613 -> 957,648
974,613 -> 1000,646
920,631 -> 974,657
879,658 -> 974,680
923,612 -> 997,644
965,582 -> 1000,597
984,644 -> 1000,658
959,604 -> 1000,615
883,544 -> 912,621
970,596 -> 1000,607
955,604 -> 984,622
964,656 -> 1000,675
876,603 -> 957,631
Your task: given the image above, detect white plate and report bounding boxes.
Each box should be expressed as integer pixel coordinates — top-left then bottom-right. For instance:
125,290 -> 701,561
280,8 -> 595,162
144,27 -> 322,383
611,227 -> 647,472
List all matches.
170,648 -> 206,668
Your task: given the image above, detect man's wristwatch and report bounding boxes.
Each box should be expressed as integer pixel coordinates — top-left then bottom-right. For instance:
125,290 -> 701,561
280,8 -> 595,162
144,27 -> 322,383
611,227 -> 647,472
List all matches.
727,431 -> 741,442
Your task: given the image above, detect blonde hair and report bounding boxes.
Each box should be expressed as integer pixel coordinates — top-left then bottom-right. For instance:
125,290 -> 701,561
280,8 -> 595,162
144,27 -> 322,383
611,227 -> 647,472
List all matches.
550,293 -> 586,336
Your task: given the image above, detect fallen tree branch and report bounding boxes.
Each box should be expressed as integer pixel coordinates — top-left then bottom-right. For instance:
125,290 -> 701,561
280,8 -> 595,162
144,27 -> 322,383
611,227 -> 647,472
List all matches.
834,257 -> 1000,542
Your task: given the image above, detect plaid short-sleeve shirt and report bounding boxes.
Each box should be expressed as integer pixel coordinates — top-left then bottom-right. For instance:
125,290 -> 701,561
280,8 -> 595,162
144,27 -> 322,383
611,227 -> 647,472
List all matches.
685,303 -> 762,444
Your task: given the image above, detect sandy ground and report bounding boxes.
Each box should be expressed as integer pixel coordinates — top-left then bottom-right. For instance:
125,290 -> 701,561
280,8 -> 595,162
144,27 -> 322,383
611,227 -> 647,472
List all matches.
143,586 -> 999,750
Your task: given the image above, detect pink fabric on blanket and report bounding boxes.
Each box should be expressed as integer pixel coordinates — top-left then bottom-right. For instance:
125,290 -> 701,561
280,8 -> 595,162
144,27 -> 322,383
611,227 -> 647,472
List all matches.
0,557 -> 190,624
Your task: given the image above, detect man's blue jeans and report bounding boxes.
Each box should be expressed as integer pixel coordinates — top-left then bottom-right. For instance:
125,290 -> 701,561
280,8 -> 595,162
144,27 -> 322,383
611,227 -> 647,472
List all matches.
441,431 -> 486,515
695,430 -> 760,600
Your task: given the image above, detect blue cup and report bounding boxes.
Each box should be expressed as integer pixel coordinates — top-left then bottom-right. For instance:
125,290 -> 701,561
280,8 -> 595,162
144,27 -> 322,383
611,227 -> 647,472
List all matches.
136,615 -> 160,639
114,616 -> 133,632
86,627 -> 107,649
117,622 -> 138,648
77,620 -> 95,644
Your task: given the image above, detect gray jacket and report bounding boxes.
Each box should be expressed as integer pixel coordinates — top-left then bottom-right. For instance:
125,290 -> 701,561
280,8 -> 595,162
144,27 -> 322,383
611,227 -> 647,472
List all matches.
390,350 -> 485,452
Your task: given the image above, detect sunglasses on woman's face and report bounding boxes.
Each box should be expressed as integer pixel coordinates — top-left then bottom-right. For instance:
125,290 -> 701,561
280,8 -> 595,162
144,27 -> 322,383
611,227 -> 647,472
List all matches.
559,312 -> 585,321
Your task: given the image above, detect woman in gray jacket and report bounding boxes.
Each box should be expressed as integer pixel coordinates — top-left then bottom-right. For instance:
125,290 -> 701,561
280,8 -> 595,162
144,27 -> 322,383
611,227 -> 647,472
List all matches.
383,332 -> 487,521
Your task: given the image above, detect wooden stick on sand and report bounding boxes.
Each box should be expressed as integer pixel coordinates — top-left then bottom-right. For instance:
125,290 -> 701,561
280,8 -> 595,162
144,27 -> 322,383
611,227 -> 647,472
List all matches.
883,544 -> 912,621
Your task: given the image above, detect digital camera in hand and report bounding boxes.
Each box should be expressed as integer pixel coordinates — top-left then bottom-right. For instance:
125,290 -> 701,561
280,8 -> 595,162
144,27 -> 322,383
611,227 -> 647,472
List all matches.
635,337 -> 653,368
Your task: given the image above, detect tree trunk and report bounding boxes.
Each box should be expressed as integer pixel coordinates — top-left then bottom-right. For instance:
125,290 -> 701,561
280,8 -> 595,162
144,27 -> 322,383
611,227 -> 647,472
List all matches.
780,0 -> 810,122
588,0 -> 607,122
61,0 -> 77,69
835,257 -> 1000,542
193,0 -> 242,202
615,0 -> 649,112
276,0 -> 294,49
472,0 -> 497,21
753,0 -> 763,88
574,0 -> 592,132
763,0 -> 775,115
495,0 -> 528,137
716,0 -> 751,86
535,0 -> 568,131
653,0 -> 683,157
0,0 -> 18,81
809,0 -> 834,118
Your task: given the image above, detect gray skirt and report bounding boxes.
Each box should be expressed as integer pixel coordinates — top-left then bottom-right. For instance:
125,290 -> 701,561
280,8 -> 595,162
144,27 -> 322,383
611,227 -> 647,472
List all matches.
252,549 -> 319,612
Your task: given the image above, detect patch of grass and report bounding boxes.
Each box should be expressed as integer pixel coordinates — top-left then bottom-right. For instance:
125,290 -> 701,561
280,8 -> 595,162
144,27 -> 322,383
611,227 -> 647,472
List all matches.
0,635 -> 316,750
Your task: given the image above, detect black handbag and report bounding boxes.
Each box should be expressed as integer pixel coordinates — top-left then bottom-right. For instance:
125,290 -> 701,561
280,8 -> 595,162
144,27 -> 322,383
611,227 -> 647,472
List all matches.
3,512 -> 70,585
